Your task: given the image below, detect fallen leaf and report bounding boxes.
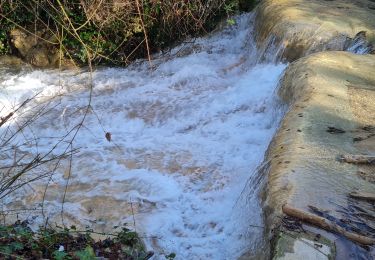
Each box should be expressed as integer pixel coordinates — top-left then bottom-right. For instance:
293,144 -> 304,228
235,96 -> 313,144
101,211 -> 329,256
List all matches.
105,132 -> 111,142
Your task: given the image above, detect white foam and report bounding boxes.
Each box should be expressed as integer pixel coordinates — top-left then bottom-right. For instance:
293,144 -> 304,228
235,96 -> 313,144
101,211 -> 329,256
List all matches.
0,13 -> 286,259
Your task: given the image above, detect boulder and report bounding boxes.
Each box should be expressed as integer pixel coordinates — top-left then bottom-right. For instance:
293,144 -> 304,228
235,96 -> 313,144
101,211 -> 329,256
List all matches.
9,28 -> 69,68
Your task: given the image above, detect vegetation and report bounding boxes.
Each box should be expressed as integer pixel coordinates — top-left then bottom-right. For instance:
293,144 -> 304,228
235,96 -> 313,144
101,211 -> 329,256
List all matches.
0,220 -> 157,259
0,0 -> 257,66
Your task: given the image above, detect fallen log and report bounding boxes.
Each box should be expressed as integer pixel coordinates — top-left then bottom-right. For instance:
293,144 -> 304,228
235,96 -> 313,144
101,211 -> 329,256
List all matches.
282,204 -> 375,245
349,191 -> 375,202
339,154 -> 375,164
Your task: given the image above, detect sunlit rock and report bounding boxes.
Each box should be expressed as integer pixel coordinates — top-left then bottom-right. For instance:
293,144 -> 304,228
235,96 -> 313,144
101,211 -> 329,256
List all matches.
255,0 -> 375,62
263,51 -> 375,258
9,28 -> 69,68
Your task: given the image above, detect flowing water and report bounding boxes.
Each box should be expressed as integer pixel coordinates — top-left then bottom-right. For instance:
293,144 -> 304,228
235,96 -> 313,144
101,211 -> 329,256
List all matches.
0,14 -> 287,259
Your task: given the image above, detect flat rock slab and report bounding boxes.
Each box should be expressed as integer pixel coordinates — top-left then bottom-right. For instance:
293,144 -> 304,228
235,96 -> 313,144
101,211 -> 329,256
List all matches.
273,231 -> 335,260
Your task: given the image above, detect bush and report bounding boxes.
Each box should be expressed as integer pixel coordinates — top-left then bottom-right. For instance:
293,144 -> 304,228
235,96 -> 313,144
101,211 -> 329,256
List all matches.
0,0 -> 256,66
0,221 -> 155,259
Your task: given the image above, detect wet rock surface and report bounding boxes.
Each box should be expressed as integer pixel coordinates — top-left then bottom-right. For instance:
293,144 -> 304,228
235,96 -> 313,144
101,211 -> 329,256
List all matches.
255,0 -> 375,258
255,0 -> 375,62
263,51 -> 375,258
273,230 -> 335,260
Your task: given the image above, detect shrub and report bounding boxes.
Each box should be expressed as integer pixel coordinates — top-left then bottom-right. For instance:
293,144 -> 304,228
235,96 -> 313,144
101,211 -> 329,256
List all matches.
0,221 -> 154,259
0,0 -> 257,65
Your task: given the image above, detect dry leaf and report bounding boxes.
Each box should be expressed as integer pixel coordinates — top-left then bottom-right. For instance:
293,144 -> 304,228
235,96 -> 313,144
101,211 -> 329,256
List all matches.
105,132 -> 111,142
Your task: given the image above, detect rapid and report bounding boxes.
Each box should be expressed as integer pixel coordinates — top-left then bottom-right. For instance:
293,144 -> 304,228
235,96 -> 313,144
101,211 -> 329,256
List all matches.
0,14 -> 286,259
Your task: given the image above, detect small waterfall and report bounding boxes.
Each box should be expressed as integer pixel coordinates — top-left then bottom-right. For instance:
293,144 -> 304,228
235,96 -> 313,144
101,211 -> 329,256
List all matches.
253,13 -> 374,64
0,13 -> 288,259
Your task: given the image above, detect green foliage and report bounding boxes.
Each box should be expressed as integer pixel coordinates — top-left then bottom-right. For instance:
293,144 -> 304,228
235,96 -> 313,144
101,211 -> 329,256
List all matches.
0,221 -> 153,259
116,226 -> 140,246
0,2 -> 35,54
227,18 -> 236,26
74,246 -> 96,260
0,0 -> 257,65
52,250 -> 71,260
165,252 -> 176,259
224,1 -> 238,13
0,31 -> 9,55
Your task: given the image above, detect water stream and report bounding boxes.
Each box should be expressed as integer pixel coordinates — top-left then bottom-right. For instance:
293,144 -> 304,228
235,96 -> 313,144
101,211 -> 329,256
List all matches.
0,14 -> 286,259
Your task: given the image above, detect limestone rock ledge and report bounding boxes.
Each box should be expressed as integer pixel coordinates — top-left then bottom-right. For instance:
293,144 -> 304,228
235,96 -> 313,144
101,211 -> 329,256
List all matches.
263,49 -> 375,225
255,0 -> 375,62
255,0 -> 375,258
262,51 -> 375,258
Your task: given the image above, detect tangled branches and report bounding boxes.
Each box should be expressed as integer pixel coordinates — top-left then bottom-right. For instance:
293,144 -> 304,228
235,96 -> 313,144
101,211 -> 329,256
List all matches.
0,0 -> 254,66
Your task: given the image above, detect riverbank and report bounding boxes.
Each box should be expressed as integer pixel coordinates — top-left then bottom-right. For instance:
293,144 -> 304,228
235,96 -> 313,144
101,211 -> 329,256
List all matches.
255,0 -> 375,258
0,0 -> 256,68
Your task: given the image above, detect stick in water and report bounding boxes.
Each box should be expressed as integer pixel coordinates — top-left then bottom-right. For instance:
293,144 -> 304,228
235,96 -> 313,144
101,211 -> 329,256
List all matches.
339,154 -> 375,164
282,204 -> 375,245
349,191 -> 375,202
